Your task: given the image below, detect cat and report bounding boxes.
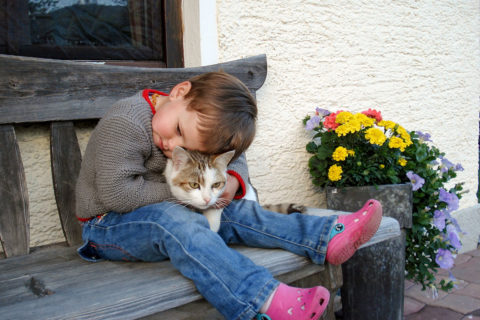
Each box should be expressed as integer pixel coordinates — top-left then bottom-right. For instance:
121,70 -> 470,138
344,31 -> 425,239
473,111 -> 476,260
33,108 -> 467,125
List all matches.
164,146 -> 307,232
164,146 -> 235,232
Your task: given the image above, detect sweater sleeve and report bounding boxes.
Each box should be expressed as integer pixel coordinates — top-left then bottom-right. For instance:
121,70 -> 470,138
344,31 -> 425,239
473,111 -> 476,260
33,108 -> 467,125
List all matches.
94,115 -> 172,213
226,153 -> 249,199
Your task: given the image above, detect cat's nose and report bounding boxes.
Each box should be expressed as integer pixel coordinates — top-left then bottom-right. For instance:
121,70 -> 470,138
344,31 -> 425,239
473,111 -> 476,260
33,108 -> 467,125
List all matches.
203,197 -> 211,205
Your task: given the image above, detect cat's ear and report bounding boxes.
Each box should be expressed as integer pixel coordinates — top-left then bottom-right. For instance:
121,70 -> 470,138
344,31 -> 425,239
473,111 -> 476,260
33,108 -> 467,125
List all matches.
172,146 -> 190,170
213,150 -> 235,169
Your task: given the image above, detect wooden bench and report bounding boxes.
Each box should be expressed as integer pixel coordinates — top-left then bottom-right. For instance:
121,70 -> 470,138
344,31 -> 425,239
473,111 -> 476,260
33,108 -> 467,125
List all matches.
0,53 -> 402,320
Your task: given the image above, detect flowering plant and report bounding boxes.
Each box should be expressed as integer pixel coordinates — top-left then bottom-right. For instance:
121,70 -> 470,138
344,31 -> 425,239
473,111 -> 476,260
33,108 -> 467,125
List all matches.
304,108 -> 465,291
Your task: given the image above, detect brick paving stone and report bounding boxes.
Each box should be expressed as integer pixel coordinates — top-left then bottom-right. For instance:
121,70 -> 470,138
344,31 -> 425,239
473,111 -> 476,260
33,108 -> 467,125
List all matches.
404,296 -> 426,316
405,283 -> 448,304
405,305 -> 463,320
455,253 -> 473,266
405,279 -> 416,291
467,249 -> 480,257
430,293 -> 480,315
452,257 -> 480,284
456,284 -> 480,300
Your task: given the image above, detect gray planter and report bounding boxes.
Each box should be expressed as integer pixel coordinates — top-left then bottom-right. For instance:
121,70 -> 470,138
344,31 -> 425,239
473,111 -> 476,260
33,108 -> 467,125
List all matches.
326,183 -> 413,320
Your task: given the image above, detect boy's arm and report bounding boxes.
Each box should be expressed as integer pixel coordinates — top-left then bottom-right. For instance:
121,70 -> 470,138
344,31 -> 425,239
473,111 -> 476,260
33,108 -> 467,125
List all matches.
94,116 -> 171,213
226,153 -> 249,199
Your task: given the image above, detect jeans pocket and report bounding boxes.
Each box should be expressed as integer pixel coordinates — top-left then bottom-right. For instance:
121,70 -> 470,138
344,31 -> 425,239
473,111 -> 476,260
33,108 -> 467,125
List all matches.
77,241 -> 104,262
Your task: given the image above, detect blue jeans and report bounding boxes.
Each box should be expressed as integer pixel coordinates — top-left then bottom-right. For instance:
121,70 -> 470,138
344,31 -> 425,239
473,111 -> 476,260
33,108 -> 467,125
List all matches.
78,200 -> 337,320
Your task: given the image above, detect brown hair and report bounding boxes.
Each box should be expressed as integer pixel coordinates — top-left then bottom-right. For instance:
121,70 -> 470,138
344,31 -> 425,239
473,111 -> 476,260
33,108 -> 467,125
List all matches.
185,71 -> 257,160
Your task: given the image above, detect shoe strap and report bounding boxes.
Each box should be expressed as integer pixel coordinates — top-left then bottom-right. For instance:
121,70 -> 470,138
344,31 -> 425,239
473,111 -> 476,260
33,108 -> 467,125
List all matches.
256,313 -> 272,320
329,222 -> 345,240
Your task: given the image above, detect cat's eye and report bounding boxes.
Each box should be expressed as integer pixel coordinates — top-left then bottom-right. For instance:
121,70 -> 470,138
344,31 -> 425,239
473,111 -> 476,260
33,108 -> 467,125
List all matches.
189,182 -> 199,189
212,182 -> 224,189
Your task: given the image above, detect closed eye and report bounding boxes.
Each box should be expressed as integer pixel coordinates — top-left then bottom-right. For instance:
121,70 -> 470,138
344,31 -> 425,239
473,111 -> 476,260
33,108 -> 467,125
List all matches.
176,124 -> 182,136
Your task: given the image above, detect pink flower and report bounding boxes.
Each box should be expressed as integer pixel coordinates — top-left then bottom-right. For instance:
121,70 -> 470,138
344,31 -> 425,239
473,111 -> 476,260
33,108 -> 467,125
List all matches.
362,109 -> 383,122
323,111 -> 342,130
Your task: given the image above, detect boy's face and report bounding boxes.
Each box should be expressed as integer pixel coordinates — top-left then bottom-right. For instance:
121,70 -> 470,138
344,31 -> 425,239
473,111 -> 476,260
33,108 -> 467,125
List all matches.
151,83 -> 206,158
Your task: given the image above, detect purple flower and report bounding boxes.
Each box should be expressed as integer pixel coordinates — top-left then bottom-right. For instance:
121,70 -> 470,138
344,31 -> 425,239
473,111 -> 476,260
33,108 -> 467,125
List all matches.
435,248 -> 454,269
316,107 -> 330,116
433,210 -> 446,230
439,188 -> 459,211
446,225 -> 462,250
406,171 -> 425,191
416,131 -> 432,142
445,211 -> 463,234
305,115 -> 321,130
441,158 -> 454,173
454,163 -> 464,172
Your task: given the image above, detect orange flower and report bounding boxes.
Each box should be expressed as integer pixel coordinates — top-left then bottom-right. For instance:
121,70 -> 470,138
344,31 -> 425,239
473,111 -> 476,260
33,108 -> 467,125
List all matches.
361,109 -> 383,122
323,111 -> 342,130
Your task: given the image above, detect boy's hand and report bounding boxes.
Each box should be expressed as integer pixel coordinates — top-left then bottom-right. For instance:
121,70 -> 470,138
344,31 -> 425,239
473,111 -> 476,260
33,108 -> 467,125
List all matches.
215,174 -> 240,208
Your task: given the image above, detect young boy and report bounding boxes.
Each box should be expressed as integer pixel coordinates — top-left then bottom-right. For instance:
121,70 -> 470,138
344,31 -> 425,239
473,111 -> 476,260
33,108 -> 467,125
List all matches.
76,71 -> 382,320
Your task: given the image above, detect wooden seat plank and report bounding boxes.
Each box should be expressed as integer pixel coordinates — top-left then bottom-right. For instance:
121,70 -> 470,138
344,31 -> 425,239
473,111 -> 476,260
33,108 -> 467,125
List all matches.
0,245 -> 323,320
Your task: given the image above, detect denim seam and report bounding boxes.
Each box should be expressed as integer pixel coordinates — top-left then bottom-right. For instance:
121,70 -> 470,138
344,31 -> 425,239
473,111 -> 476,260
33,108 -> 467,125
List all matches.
89,241 -> 140,261
234,278 -> 279,320
222,217 -> 323,255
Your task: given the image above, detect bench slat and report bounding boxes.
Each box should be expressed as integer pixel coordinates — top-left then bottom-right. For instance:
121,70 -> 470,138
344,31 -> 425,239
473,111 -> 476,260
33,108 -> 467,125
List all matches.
0,245 -> 322,320
0,54 -> 267,124
50,121 -> 83,245
0,124 -> 30,257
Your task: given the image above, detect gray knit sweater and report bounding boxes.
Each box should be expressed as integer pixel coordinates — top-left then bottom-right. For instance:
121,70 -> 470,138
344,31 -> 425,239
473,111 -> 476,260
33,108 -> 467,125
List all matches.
75,90 -> 249,219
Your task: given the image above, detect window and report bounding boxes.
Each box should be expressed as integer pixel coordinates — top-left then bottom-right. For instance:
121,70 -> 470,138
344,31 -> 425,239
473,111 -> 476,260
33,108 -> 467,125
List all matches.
0,0 -> 183,67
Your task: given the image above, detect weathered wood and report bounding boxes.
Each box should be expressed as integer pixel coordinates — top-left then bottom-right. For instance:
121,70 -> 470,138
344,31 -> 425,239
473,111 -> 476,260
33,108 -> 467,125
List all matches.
0,54 -> 267,124
164,0 -> 184,68
341,234 -> 405,320
50,121 -> 83,246
0,245 -> 324,320
0,124 -> 29,257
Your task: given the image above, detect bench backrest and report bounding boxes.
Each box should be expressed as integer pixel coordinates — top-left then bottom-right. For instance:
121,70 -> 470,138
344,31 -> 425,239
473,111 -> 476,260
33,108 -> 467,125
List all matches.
0,54 -> 267,258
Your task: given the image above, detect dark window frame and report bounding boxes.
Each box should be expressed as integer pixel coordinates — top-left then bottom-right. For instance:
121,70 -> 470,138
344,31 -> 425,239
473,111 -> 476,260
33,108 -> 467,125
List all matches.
0,0 -> 184,68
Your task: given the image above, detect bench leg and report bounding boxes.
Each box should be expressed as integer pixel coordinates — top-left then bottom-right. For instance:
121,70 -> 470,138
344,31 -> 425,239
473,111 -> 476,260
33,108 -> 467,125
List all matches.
340,233 -> 405,320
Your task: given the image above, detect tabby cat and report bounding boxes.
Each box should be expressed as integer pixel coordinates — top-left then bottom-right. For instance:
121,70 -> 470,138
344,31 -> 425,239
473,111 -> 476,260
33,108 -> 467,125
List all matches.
164,146 -> 306,232
164,146 -> 235,232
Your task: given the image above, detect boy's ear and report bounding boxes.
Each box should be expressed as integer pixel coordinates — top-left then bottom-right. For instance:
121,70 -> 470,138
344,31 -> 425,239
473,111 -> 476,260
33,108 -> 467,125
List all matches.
172,146 -> 190,170
170,81 -> 192,100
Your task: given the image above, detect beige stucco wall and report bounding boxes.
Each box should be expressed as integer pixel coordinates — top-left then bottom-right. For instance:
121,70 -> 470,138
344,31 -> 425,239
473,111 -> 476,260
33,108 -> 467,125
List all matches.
215,1 -> 480,249
12,1 -> 479,251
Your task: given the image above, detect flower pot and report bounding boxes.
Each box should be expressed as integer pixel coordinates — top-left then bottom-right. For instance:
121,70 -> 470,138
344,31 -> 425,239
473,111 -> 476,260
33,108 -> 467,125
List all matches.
326,183 -> 412,229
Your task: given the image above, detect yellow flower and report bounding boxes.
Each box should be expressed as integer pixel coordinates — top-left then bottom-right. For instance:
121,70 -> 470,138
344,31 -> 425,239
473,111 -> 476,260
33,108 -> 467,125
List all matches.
396,126 -> 413,146
332,146 -> 349,161
328,164 -> 343,181
335,112 -> 354,124
379,164 -> 385,169
378,120 -> 396,130
398,158 -> 407,166
364,128 -> 387,146
355,113 -> 375,128
347,149 -> 355,156
389,136 -> 407,152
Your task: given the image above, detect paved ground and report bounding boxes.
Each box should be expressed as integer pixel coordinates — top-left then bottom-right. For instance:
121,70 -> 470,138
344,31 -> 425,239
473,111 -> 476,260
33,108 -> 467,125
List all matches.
404,248 -> 480,320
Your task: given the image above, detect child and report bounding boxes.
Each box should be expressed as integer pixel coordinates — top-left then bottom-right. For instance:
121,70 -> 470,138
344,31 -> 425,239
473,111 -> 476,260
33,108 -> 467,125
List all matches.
76,71 -> 382,320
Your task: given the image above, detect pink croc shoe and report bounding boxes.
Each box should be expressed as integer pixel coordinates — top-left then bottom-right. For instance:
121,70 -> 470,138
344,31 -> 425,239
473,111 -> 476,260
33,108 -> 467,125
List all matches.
256,284 -> 330,320
326,199 -> 382,265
